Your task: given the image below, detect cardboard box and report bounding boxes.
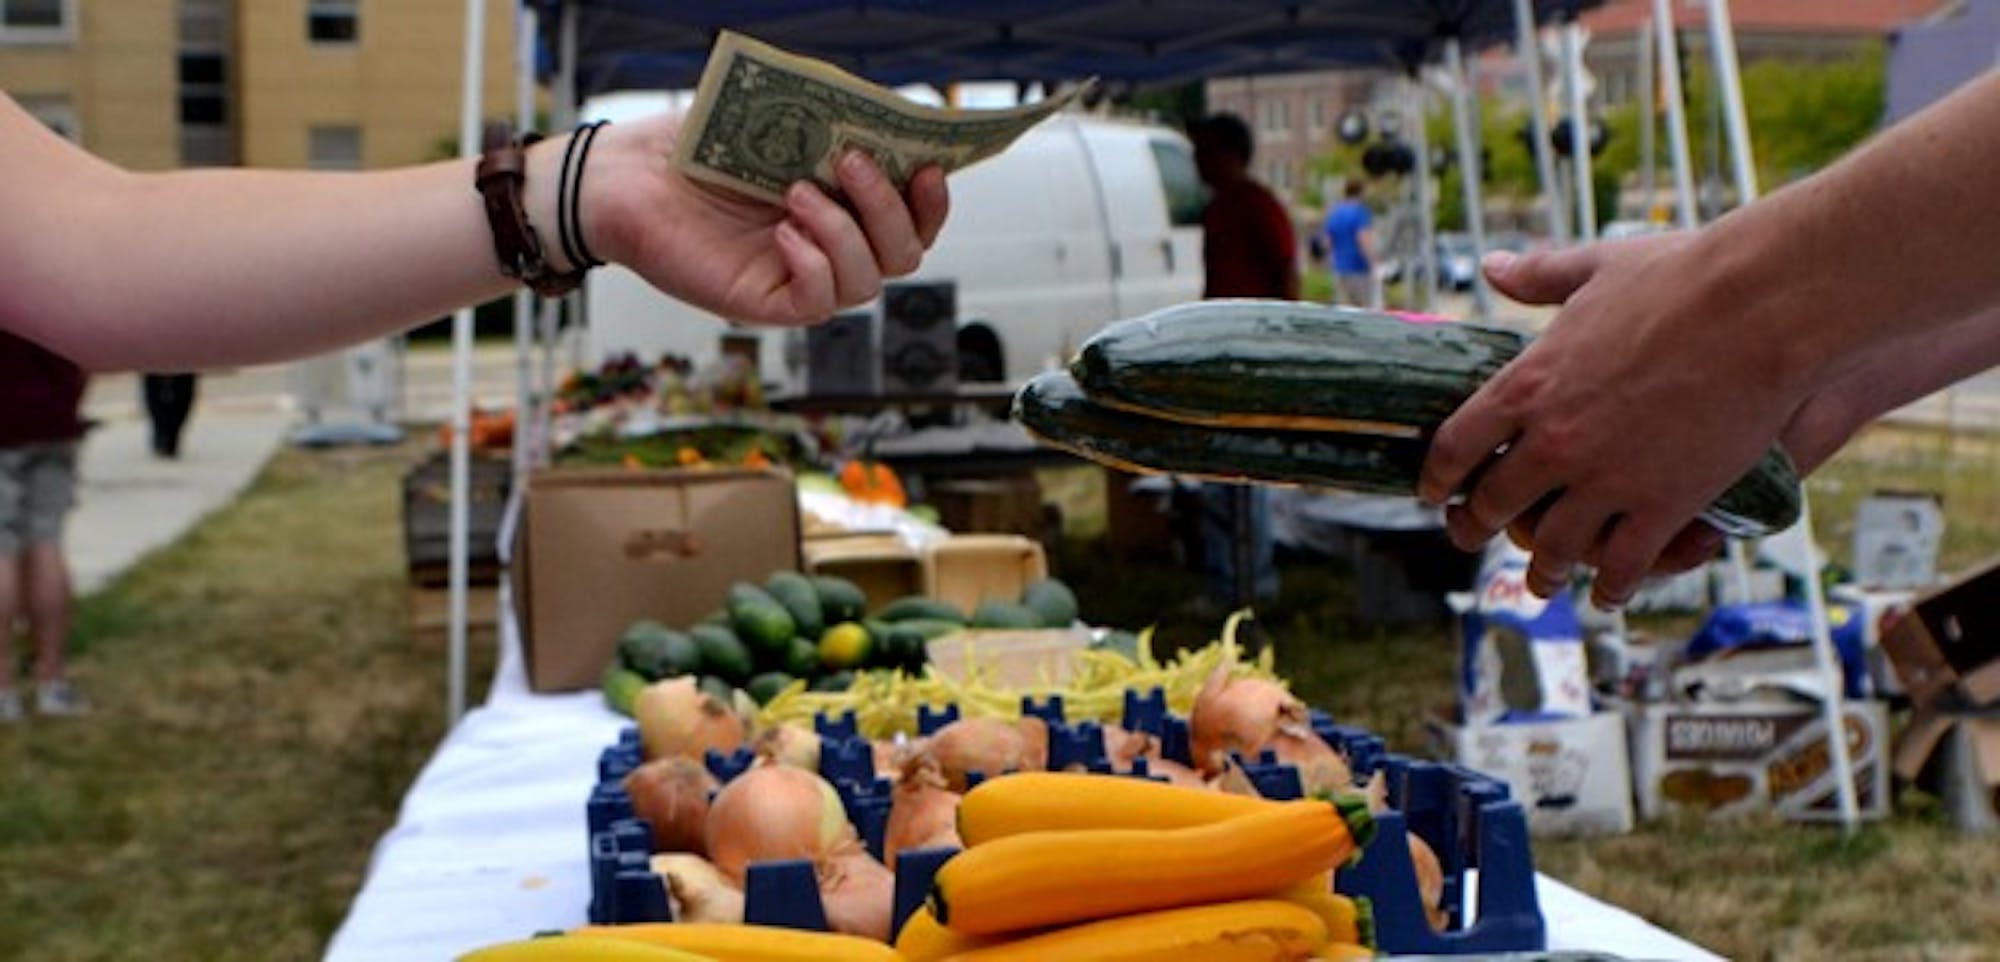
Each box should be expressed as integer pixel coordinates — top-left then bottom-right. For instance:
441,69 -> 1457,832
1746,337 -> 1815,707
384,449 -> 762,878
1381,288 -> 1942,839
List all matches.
510,467 -> 800,692
929,477 -> 1045,538
1894,707 -> 2000,832
803,533 -> 925,610
1880,555 -> 2000,708
1852,490 -> 1944,590
1622,698 -> 1891,822
1431,709 -> 1635,836
924,627 -> 1092,688
923,535 -> 1048,615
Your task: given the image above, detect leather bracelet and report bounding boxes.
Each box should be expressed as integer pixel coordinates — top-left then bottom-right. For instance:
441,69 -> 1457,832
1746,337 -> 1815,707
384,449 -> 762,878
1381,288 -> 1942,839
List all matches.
474,120 -> 585,298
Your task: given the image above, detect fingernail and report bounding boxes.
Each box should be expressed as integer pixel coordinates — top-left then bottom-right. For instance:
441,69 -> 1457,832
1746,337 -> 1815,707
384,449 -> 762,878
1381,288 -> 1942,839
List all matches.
1481,251 -> 1517,275
840,150 -> 875,182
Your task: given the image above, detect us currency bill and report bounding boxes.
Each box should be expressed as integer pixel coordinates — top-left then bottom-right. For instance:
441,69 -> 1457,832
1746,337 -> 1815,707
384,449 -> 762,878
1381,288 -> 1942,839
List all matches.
674,31 -> 1093,204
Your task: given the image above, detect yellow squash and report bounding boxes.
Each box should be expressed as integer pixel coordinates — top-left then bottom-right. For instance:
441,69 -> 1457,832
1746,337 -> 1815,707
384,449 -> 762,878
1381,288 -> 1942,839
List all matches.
930,799 -> 1362,935
936,899 -> 1326,961
955,771 -> 1274,845
459,936 -> 715,961
894,905 -> 1006,961
1275,883 -> 1370,948
568,923 -> 899,962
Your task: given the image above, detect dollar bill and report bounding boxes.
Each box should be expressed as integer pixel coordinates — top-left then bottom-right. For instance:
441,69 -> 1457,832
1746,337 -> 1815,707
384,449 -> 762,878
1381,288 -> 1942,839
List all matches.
674,30 -> 1092,204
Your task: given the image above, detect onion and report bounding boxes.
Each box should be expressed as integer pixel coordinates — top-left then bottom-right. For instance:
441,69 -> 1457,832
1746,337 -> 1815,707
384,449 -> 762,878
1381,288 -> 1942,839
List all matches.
1189,665 -> 1302,776
649,853 -> 744,924
753,723 -> 823,771
922,717 -> 1045,792
872,739 -> 904,782
624,757 -> 718,854
635,676 -> 746,762
1102,726 -> 1159,768
1409,833 -> 1447,930
1362,769 -> 1389,814
819,845 -> 895,941
1266,725 -> 1354,796
703,765 -> 855,884
884,755 -> 963,868
1208,757 -> 1261,797
1143,757 -> 1208,788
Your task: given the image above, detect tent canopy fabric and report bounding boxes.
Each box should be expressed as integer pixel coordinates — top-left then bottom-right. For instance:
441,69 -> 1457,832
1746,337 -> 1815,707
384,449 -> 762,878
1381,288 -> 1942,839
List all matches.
534,0 -> 1604,97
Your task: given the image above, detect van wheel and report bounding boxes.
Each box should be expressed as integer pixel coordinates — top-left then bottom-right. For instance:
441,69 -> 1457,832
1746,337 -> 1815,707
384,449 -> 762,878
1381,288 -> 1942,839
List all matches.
958,325 -> 1004,382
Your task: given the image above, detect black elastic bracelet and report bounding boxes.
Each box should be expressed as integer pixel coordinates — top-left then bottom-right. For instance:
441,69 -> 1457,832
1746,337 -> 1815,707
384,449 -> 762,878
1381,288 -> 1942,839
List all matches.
558,120 -> 609,271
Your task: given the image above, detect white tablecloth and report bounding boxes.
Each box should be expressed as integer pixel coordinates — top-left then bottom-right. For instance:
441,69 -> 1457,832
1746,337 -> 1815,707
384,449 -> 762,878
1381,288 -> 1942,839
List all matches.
325,598 -> 1724,962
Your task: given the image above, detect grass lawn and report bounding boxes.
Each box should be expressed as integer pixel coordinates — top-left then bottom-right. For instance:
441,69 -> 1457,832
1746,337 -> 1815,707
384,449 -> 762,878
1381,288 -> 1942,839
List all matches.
2,424 -> 1998,959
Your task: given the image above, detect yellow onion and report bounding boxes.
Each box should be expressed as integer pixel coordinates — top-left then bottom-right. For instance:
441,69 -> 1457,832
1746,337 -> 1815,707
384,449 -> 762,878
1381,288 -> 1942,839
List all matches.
635,676 -> 746,762
623,757 -> 718,854
753,723 -> 823,771
703,765 -> 854,884
883,755 -> 962,868
1142,756 -> 1208,788
1410,832 -> 1447,930
648,853 -> 744,924
872,739 -> 904,782
921,717 -> 1047,792
819,845 -> 894,941
1189,664 -> 1305,776
1266,724 -> 1354,796
1101,726 -> 1159,769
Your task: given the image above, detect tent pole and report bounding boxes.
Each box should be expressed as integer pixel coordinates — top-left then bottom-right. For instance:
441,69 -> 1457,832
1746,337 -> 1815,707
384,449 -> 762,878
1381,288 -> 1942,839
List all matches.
512,2 -> 537,488
1406,74 -> 1438,313
553,0 -> 581,432
1511,0 -> 1568,244
448,0 -> 489,725
1559,17 -> 1596,240
1706,0 -> 1758,210
1637,17 -> 1655,217
1443,37 -> 1493,321
1652,0 -> 1699,228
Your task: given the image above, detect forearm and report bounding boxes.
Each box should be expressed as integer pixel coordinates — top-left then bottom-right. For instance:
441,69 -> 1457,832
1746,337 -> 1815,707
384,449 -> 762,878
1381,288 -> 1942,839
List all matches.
1691,70 -> 2000,387
4,128 -> 571,372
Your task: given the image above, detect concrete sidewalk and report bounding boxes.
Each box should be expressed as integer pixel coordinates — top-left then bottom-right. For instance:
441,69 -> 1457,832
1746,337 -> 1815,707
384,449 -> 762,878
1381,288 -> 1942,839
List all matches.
68,378 -> 291,595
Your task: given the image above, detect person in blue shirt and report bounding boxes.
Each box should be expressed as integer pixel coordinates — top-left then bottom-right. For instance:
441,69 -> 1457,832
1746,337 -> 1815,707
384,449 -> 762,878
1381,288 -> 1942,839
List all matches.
1322,180 -> 1375,307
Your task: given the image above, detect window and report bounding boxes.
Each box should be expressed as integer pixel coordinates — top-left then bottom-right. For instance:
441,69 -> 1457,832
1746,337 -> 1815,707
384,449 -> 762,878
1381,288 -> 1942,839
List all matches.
179,52 -> 227,125
1149,139 -> 1207,227
309,125 -> 362,170
1,0 -> 74,41
18,95 -> 77,141
308,0 -> 356,44
1309,98 -> 1326,132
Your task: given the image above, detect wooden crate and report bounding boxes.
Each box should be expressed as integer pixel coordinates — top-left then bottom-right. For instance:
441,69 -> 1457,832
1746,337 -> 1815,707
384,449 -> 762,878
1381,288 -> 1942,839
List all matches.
408,582 -> 500,646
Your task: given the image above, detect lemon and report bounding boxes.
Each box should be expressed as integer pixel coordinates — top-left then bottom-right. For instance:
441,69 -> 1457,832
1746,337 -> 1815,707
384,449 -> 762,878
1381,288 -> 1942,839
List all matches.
817,621 -> 873,671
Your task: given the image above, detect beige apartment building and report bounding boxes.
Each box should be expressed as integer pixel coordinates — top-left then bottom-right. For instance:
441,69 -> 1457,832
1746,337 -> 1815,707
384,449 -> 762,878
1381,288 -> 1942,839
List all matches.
1205,70 -> 1389,208
0,0 -> 520,171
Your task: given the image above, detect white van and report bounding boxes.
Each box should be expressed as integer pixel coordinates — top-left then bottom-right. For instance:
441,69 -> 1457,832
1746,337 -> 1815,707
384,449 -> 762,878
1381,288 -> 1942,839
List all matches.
582,95 -> 1207,388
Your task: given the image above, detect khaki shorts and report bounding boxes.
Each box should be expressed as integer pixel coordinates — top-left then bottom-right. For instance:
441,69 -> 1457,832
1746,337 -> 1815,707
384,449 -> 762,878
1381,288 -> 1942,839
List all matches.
0,442 -> 79,555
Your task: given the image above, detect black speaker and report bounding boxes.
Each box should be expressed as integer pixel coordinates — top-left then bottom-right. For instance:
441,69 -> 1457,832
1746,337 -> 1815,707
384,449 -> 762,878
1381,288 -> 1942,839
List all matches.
806,309 -> 878,396
880,281 -> 957,395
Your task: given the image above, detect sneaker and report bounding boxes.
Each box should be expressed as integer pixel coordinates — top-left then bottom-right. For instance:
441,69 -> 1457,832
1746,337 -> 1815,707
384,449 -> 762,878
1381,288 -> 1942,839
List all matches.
0,689 -> 21,724
35,680 -> 90,718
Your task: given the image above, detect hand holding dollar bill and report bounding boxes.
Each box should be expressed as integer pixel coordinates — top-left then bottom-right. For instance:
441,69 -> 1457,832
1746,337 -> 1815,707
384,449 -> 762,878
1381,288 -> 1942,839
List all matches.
674,31 -> 1093,204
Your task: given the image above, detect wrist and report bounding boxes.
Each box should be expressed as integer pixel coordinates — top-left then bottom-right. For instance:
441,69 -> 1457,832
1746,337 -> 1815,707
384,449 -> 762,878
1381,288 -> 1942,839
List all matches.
522,134 -> 578,275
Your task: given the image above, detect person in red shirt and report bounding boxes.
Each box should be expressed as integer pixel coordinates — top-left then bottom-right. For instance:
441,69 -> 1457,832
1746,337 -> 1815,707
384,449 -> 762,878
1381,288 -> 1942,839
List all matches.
1194,113 -> 1299,301
1187,114 -> 1298,609
0,331 -> 90,721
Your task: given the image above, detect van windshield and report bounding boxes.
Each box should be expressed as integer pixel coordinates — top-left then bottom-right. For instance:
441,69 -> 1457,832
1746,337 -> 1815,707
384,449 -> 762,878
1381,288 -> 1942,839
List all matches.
1149,139 -> 1207,227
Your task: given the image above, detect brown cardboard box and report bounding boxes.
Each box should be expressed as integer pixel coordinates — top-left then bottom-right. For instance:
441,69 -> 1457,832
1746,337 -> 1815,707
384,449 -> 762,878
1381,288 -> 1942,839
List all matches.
924,535 -> 1048,615
510,467 -> 800,691
803,534 -> 925,610
1880,554 -> 2000,709
1894,707 -> 2000,832
929,477 -> 1045,538
1620,698 -> 1890,822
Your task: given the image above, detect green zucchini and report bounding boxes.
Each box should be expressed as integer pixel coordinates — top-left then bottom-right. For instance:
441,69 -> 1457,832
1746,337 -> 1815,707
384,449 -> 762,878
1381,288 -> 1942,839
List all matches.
1014,370 -> 1802,538
1071,300 -> 1530,435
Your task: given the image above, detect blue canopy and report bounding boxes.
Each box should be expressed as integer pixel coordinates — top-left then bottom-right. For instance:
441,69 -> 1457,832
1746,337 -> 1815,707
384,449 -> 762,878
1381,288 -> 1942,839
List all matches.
535,0 -> 1603,98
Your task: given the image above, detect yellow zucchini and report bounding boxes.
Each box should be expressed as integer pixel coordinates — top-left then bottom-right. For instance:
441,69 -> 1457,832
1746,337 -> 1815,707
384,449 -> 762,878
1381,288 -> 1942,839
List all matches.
1316,943 -> 1379,960
936,899 -> 1326,961
956,771 -> 1271,845
460,936 -> 716,961
568,923 -> 898,962
930,800 -> 1360,935
895,905 -> 1006,961
1275,883 -> 1369,948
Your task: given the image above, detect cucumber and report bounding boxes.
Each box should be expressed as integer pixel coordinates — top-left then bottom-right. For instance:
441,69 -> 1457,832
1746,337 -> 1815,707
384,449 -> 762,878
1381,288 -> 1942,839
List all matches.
601,663 -> 647,716
811,575 -> 869,624
812,671 -> 856,693
727,582 -> 797,656
1017,369 -> 1803,538
784,636 -> 822,679
1071,300 -> 1528,434
971,600 -> 1043,630
745,671 -> 796,706
689,624 -> 754,685
877,595 -> 967,624
893,618 -> 965,642
617,620 -> 701,680
1020,578 -> 1080,628
764,571 -> 824,641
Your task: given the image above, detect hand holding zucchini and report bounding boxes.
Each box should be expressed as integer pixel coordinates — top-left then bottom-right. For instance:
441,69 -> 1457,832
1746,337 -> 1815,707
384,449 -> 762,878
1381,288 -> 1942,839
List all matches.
1018,300 -> 1802,537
